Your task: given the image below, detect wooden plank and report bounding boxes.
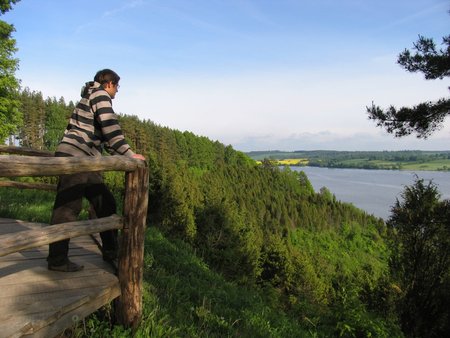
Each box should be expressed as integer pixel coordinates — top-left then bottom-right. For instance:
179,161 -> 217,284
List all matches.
0,280 -> 120,337
0,270 -> 117,296
0,155 -> 145,177
0,234 -> 102,265
24,284 -> 121,338
0,246 -> 100,263
3,284 -> 120,338
0,259 -> 119,338
0,261 -> 115,287
2,275 -> 117,313
0,253 -> 112,274
0,218 -> 120,337
3,293 -> 92,322
1,284 -> 113,307
0,215 -> 123,257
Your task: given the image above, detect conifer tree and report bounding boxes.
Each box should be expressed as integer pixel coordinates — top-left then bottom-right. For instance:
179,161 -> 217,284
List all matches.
388,178 -> 450,337
0,0 -> 21,143
367,33 -> 450,138
44,97 -> 72,150
18,88 -> 46,149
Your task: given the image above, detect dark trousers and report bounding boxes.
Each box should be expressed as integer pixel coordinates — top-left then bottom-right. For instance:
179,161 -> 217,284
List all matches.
47,171 -> 117,265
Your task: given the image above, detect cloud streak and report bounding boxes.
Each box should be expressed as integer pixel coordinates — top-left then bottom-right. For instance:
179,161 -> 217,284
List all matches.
102,0 -> 145,18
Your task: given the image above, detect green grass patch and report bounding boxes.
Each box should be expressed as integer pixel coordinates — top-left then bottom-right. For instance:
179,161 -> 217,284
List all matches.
136,228 -> 312,337
0,188 -> 55,222
67,227 -> 315,337
399,159 -> 450,171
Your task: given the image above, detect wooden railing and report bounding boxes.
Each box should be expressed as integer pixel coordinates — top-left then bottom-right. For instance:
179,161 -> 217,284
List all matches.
0,145 -> 149,329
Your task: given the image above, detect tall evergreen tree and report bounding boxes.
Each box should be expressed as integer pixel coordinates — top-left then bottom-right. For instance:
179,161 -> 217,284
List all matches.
18,88 -> 46,149
366,16 -> 450,335
44,96 -> 72,150
388,179 -> 450,337
0,0 -> 21,143
0,0 -> 19,14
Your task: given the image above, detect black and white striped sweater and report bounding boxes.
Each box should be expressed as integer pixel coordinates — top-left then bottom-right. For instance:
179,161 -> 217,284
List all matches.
56,81 -> 135,157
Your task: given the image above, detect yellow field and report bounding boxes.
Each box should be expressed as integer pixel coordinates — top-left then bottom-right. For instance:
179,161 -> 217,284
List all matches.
255,158 -> 309,165
276,158 -> 309,166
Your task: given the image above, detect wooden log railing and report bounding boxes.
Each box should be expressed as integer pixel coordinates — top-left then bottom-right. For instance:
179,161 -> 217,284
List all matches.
0,214 -> 123,257
0,145 -> 149,329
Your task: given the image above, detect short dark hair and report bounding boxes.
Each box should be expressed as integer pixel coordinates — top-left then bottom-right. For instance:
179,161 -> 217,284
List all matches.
94,69 -> 120,85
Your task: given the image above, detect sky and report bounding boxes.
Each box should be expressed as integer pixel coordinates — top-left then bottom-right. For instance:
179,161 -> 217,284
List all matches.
3,0 -> 450,152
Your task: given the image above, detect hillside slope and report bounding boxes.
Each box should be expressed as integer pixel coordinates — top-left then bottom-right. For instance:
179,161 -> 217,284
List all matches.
4,102 -> 402,335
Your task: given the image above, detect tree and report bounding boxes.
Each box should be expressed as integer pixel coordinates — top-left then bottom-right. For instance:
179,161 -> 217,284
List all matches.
367,34 -> 450,138
0,0 -> 21,143
44,96 -> 72,151
388,178 -> 450,337
18,88 -> 45,149
368,22 -> 450,336
0,0 -> 19,14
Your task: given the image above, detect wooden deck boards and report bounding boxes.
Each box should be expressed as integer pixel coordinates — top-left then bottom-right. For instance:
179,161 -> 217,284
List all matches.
0,218 -> 120,338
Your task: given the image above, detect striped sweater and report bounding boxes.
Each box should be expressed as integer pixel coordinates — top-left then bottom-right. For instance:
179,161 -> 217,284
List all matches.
57,81 -> 135,157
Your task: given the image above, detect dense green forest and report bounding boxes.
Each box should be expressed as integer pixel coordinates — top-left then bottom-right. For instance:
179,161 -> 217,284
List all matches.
247,150 -> 450,171
1,1 -> 449,335
1,88 -> 449,337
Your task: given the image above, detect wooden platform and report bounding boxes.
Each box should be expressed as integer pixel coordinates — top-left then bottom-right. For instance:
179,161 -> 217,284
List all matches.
0,218 -> 120,338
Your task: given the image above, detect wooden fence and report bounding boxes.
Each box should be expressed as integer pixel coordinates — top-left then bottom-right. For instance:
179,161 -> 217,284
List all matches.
0,145 -> 149,330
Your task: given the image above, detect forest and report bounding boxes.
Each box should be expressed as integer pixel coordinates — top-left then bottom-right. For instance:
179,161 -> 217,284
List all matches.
0,88 -> 449,337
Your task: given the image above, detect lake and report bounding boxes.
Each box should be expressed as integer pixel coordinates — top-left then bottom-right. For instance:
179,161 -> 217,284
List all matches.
291,166 -> 450,220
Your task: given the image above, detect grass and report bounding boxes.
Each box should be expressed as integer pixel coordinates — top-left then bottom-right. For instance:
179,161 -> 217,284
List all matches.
0,188 -> 316,337
399,159 -> 450,171
343,159 -> 450,171
0,188 -> 55,222
0,188 -> 401,337
63,227 -> 320,337
133,228 -> 313,337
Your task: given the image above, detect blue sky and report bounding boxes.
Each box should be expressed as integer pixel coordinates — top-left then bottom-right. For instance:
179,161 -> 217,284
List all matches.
4,0 -> 450,151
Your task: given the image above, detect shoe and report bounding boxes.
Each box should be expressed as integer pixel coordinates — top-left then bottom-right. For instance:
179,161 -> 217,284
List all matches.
48,260 -> 84,272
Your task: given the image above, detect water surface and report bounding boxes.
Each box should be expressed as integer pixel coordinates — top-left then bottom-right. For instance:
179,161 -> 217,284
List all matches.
291,166 -> 450,219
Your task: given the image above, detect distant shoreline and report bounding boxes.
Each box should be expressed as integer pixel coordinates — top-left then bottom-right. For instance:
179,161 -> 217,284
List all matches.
246,150 -> 450,172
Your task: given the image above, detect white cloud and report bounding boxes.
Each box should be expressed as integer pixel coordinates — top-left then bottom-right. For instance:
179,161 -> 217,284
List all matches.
113,64 -> 449,151
231,129 -> 450,152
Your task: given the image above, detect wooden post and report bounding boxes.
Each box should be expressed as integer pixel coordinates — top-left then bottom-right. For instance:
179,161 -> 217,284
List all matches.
115,165 -> 149,328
